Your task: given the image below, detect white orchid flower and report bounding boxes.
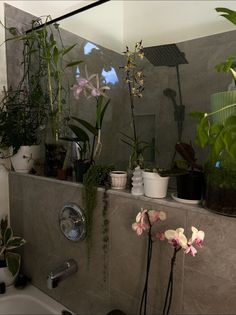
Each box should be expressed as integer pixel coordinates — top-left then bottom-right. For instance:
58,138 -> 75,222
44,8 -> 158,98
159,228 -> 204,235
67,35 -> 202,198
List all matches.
189,226 -> 205,247
164,228 -> 188,249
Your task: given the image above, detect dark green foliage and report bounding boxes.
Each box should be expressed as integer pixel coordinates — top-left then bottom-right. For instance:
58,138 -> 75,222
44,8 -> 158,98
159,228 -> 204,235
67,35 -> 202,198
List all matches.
82,164 -> 114,251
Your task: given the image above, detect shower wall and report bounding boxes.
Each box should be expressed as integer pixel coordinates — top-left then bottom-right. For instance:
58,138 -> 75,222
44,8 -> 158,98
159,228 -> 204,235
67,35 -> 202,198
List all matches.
5,3 -> 236,170
9,172 -> 236,315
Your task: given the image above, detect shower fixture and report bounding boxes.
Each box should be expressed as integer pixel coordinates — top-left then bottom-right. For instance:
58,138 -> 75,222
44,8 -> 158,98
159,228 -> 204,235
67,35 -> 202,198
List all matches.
143,43 -> 188,142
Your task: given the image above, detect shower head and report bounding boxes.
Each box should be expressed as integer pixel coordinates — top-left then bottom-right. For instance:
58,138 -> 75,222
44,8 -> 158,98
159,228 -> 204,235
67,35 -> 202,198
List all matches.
143,44 -> 188,67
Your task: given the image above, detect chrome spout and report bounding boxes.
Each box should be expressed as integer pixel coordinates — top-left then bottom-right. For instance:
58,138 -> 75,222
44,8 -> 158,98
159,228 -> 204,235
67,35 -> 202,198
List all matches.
47,259 -> 78,289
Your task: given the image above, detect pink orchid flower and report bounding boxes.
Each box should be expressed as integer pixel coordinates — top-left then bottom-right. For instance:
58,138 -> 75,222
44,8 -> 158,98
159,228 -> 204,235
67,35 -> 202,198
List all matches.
189,226 -> 205,247
132,209 -> 149,235
185,244 -> 197,257
152,231 -> 165,241
87,73 -> 110,98
164,228 -> 188,249
148,210 -> 166,225
184,226 -> 205,257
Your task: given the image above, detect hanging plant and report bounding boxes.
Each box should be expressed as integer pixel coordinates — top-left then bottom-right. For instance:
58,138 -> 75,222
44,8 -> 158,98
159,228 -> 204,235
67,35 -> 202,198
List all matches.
82,164 -> 114,258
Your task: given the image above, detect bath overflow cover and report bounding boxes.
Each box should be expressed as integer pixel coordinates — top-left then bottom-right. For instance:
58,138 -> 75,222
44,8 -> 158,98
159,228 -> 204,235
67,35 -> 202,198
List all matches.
59,202 -> 86,241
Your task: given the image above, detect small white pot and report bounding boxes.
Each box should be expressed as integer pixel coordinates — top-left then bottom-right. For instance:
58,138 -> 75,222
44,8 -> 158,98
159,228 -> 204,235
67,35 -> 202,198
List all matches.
11,145 -> 40,174
0,253 -> 20,287
142,171 -> 169,198
0,266 -> 18,286
110,171 -> 127,190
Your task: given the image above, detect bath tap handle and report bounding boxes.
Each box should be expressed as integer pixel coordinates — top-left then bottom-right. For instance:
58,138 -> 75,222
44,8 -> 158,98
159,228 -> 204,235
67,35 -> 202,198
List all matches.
47,259 -> 78,289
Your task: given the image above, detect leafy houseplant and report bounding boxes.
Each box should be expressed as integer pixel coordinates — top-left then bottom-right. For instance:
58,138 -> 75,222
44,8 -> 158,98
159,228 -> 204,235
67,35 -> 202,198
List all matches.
0,217 -> 26,285
67,66 -> 110,182
190,7 -> 236,215
2,18 -> 81,176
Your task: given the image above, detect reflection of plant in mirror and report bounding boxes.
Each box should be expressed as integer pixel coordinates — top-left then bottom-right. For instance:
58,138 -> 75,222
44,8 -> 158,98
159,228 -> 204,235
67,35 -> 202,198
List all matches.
69,66 -> 111,162
1,17 -> 82,143
120,41 -> 145,169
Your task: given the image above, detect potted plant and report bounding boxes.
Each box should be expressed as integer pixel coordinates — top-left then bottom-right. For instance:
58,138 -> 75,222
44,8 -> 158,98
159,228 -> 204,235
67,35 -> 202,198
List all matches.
190,7 -> 236,215
67,66 -> 111,182
142,168 -> 170,199
0,87 -> 42,173
0,217 -> 26,286
3,18 -> 82,176
120,41 -> 146,170
174,142 -> 204,201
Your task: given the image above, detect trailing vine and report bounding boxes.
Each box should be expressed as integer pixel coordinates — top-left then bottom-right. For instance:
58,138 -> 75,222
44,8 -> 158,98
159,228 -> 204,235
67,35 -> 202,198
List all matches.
102,180 -> 110,282
82,164 -> 114,259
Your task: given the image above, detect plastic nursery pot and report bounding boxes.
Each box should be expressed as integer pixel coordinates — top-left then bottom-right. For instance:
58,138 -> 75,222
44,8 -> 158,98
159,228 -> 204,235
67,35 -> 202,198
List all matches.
74,160 -> 91,183
204,154 -> 236,217
110,171 -> 127,190
142,171 -> 169,198
176,171 -> 204,201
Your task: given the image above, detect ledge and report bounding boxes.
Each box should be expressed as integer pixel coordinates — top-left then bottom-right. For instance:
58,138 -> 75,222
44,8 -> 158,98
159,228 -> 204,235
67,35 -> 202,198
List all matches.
9,172 -> 219,218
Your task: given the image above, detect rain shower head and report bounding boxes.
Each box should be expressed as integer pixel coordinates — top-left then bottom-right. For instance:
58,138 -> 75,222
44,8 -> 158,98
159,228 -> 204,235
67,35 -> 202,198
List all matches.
143,44 -> 188,67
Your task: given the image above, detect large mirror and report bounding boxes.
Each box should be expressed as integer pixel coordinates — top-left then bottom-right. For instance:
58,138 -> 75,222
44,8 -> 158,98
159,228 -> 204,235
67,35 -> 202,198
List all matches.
4,0 -> 236,171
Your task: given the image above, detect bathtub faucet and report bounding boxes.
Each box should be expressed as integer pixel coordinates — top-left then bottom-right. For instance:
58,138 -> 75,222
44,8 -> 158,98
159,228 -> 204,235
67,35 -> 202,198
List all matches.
47,259 -> 78,289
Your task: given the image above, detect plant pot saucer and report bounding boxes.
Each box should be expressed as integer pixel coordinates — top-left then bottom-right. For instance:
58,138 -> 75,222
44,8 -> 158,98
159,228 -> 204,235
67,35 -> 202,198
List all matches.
171,192 -> 201,205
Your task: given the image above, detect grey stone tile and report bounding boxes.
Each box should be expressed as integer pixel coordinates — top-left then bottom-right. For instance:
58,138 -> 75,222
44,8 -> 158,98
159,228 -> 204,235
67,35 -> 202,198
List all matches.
186,211 -> 236,283
183,268 -> 236,315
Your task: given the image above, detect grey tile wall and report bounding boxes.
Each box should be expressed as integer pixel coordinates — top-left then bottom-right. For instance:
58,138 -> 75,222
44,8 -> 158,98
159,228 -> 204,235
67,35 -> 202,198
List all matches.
9,172 -> 236,315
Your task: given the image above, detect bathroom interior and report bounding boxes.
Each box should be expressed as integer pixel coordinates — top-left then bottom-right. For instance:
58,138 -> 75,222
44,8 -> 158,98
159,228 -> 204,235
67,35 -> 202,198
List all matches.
1,0 -> 236,314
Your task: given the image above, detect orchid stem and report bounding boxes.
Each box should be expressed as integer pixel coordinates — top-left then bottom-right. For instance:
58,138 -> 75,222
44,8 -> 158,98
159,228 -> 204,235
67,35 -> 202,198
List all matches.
162,247 -> 180,315
139,214 -> 153,315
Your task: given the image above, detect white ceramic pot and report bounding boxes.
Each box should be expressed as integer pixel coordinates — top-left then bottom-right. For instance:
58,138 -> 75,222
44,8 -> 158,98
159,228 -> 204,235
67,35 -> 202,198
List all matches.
0,253 -> 20,286
110,171 -> 127,190
11,145 -> 40,173
142,171 -> 169,198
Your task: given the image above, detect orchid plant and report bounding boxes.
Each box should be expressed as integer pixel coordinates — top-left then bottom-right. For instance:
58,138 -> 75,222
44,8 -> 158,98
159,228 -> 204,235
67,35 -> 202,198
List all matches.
132,209 -> 205,315
132,208 -> 167,315
163,226 -> 205,315
68,66 -> 111,162
121,41 -> 149,169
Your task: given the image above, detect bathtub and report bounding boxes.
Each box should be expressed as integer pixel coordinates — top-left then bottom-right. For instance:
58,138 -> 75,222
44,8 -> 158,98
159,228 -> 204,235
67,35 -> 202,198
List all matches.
0,284 -> 75,315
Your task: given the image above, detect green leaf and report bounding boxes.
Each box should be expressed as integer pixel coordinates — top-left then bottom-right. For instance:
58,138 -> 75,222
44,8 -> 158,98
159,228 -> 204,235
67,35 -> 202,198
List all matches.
68,124 -> 90,142
228,142 -> 236,160
6,252 -> 20,276
216,7 -> 236,26
70,117 -> 98,136
213,134 -> 224,156
4,227 -> 13,245
61,44 -> 77,56
225,115 -> 236,126
65,60 -> 83,68
99,98 -> 110,128
190,111 -> 205,120
196,116 -> 210,147
6,237 -> 25,249
0,217 -> 7,239
53,46 -> 59,65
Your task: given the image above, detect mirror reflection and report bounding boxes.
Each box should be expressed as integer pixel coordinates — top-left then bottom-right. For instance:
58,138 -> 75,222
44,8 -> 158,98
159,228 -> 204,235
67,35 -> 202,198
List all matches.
3,1 -> 236,175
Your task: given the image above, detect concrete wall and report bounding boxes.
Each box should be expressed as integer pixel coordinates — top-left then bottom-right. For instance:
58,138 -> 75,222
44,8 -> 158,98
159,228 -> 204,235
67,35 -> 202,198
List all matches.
9,172 -> 236,315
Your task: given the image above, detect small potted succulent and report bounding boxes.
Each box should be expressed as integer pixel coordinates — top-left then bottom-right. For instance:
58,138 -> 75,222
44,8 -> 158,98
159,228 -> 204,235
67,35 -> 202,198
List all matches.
0,217 -> 26,286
